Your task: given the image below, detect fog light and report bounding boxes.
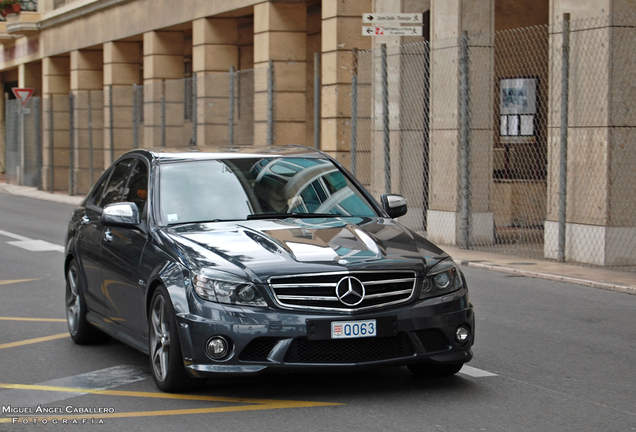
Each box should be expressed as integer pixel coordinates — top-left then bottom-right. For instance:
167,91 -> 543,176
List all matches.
206,336 -> 229,359
455,326 -> 470,344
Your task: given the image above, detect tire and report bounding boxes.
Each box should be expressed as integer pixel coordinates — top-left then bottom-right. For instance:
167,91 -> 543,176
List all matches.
407,362 -> 464,378
66,259 -> 111,345
148,285 -> 205,392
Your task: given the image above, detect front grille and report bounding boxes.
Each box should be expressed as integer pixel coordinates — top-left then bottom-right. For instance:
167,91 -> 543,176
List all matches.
269,271 -> 417,312
416,329 -> 450,352
239,338 -> 281,361
284,333 -> 414,364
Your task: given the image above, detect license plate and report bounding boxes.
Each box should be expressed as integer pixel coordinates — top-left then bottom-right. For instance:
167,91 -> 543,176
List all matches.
331,320 -> 377,339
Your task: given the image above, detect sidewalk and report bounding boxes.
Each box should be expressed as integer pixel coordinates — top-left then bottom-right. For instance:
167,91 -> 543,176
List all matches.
444,246 -> 636,296
0,181 -> 83,206
1,179 -> 635,295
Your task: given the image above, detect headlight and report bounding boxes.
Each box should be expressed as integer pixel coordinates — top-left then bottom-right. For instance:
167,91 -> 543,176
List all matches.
193,270 -> 267,307
420,259 -> 464,299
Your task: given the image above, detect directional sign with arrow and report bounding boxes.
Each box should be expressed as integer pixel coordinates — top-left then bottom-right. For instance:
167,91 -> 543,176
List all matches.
362,13 -> 423,24
362,26 -> 423,36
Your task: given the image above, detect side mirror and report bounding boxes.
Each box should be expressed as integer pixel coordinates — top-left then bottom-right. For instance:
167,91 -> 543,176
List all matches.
101,202 -> 140,226
381,194 -> 408,218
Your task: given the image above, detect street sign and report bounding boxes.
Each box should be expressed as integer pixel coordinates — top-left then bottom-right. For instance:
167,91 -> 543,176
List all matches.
12,88 -> 35,107
362,26 -> 423,36
363,13 -> 423,24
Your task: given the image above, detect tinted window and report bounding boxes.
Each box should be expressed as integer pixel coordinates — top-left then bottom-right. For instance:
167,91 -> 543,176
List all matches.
98,158 -> 136,208
87,172 -> 108,206
123,161 -> 149,214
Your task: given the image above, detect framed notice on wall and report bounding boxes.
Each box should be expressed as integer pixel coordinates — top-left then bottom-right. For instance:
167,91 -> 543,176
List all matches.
499,78 -> 537,137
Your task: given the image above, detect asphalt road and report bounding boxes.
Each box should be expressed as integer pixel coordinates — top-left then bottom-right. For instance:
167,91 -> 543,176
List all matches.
0,192 -> 635,431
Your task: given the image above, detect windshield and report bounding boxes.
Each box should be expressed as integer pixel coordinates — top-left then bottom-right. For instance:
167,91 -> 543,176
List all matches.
158,157 -> 378,225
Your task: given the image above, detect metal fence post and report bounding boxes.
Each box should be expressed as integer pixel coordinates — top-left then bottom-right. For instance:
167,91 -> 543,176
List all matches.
229,66 -> 235,146
133,84 -> 139,149
18,98 -> 24,185
161,80 -> 166,147
350,48 -> 359,177
109,85 -> 114,164
558,13 -> 571,262
49,97 -> 54,192
381,43 -> 391,194
88,92 -> 94,185
314,52 -> 321,150
458,31 -> 471,249
69,92 -> 75,196
35,98 -> 42,190
267,59 -> 274,146
192,73 -> 198,145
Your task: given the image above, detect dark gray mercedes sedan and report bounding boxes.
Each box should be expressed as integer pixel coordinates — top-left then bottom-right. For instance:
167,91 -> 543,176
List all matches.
65,145 -> 474,392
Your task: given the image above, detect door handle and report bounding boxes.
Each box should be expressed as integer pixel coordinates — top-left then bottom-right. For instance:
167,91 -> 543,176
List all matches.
104,229 -> 113,243
81,215 -> 90,225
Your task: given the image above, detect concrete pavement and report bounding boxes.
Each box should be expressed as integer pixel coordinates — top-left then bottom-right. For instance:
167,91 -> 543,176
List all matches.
2,179 -> 635,296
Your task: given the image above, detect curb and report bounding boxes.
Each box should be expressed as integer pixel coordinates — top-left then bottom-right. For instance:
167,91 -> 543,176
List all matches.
0,183 -> 84,206
455,259 -> 636,296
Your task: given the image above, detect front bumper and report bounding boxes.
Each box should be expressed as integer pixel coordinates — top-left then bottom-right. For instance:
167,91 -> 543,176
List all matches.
176,289 -> 474,377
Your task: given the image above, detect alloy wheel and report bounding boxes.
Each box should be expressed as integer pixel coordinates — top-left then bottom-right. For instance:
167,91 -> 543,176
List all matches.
66,266 -> 81,335
150,295 -> 171,382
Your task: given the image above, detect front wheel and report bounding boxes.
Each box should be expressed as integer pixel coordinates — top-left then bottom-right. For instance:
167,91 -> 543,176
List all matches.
148,285 -> 204,392
66,259 -> 110,344
407,362 -> 464,378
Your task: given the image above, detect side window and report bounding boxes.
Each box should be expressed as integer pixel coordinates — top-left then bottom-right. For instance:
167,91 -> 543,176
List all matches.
98,158 -> 135,208
124,161 -> 149,214
87,172 -> 109,207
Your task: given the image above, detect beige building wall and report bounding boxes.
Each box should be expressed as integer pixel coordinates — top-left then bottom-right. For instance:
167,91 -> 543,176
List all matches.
0,0 -> 632,269
253,1 -> 308,146
70,49 -> 103,194
427,0 -> 495,246
321,0 -> 371,167
545,0 -> 636,266
193,17 -> 239,146
143,30 -> 185,148
104,41 -> 143,166
42,56 -> 71,192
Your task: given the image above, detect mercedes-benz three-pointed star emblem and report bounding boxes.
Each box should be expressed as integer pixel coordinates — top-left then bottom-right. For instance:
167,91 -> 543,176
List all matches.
335,276 -> 366,306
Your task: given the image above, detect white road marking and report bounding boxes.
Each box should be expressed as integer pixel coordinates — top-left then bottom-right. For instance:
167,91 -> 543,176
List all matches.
0,365 -> 150,407
0,230 -> 64,253
459,365 -> 498,378
0,229 -> 30,242
8,240 -> 65,252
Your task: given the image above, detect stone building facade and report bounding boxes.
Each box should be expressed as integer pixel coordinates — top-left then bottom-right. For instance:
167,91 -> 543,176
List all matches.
1,0 -> 634,267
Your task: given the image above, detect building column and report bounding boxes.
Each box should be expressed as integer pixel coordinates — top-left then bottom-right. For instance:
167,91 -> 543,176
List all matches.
143,30 -> 184,148
545,1 -> 636,266
426,0 -> 495,246
104,41 -> 142,165
70,49 -> 103,194
18,62 -> 42,95
321,0 -> 371,167
42,56 -> 70,192
253,1 -> 307,146
192,17 -> 239,145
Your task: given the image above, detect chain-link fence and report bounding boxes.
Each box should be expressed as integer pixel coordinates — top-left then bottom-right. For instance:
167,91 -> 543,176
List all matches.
31,67 -> 261,196
4,98 -> 42,188
352,12 -> 636,271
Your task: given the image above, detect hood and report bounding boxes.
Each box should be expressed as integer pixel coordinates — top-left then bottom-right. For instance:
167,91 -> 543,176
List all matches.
163,217 -> 447,281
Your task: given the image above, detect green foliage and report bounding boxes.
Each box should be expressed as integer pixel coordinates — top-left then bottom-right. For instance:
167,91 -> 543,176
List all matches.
0,0 -> 19,9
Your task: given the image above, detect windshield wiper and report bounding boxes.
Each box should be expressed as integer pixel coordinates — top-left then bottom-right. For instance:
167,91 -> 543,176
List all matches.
247,212 -> 339,220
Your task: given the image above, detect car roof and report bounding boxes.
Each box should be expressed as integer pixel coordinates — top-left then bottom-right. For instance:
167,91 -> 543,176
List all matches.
124,145 -> 325,164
